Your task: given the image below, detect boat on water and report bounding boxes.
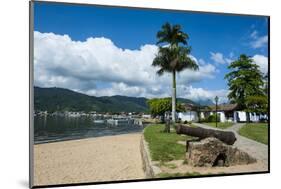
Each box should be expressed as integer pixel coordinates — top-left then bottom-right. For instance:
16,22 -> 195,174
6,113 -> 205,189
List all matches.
107,117 -> 133,125
93,119 -> 105,123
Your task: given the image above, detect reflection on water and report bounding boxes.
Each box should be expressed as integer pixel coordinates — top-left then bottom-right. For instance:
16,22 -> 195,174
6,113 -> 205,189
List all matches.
34,115 -> 143,144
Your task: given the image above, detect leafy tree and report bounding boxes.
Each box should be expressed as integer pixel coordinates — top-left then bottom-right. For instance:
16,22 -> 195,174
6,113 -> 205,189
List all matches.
225,54 -> 266,122
245,95 -> 268,115
263,72 -> 269,96
147,98 -> 184,132
147,98 -> 171,118
152,23 -> 198,123
147,98 -> 185,118
206,114 -> 220,122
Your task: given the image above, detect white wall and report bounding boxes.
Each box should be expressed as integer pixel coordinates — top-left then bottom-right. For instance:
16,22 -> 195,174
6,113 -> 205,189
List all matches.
234,111 -> 267,122
200,112 -> 205,119
250,113 -> 259,122
142,114 -> 151,119
237,111 -> 247,122
178,111 -> 198,122
218,112 -> 226,122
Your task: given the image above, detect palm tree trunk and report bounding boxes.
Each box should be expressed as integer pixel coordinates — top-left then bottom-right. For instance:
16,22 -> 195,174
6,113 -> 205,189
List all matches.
172,70 -> 176,123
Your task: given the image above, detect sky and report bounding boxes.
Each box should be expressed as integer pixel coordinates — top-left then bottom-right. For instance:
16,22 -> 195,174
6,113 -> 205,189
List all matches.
33,1 -> 269,103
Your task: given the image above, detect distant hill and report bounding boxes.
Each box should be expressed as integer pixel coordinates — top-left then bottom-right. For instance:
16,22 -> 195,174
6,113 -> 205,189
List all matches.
34,87 -> 149,113
195,99 -> 215,106
34,87 -> 199,113
177,98 -> 199,105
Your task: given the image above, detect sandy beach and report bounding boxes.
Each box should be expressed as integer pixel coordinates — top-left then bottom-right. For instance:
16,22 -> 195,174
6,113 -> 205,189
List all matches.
33,133 -> 145,186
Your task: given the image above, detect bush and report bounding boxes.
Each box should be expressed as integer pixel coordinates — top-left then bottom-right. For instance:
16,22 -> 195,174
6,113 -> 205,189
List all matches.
207,114 -> 220,122
176,118 -> 182,123
259,118 -> 268,123
183,120 -> 192,124
199,118 -> 206,123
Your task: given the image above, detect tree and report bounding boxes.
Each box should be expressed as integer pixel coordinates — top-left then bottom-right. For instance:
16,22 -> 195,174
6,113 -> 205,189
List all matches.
245,95 -> 268,115
152,23 -> 199,123
147,98 -> 185,132
147,98 -> 171,119
263,72 -> 269,96
147,98 -> 185,118
225,54 -> 266,122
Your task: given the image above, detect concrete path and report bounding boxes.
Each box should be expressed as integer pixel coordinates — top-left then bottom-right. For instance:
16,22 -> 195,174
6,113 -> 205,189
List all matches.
192,123 -> 268,166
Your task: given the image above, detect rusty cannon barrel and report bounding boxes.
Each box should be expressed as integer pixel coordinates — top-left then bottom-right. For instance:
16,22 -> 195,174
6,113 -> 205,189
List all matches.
176,125 -> 237,145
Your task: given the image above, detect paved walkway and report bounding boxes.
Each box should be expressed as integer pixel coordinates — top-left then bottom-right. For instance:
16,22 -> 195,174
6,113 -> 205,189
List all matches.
192,123 -> 268,166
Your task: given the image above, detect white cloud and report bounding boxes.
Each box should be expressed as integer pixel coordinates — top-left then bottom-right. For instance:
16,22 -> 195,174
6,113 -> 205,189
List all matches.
210,52 -> 234,65
84,82 -> 172,99
34,31 -> 161,90
177,85 -> 229,103
250,30 -> 258,39
210,52 -> 226,64
250,36 -> 268,49
252,54 -> 268,74
249,30 -> 268,49
225,58 -> 234,65
34,31 -> 219,99
198,58 -> 206,65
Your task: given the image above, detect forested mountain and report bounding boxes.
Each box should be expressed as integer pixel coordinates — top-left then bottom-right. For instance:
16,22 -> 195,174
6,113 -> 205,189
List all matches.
34,87 -> 199,113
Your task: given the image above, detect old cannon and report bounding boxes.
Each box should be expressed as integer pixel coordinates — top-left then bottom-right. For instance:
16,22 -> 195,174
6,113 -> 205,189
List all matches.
176,124 -> 237,145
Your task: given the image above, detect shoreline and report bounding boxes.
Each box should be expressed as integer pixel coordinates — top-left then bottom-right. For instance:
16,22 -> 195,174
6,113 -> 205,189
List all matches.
34,130 -> 143,145
33,133 -> 145,186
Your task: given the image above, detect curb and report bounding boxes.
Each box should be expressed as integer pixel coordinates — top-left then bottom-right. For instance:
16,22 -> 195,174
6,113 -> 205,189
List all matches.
140,132 -> 162,178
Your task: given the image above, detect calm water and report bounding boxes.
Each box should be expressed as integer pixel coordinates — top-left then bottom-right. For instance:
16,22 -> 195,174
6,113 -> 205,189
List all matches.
34,116 -> 143,144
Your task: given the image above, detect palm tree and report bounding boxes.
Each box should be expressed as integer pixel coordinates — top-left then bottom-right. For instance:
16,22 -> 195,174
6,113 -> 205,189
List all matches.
152,23 -> 199,123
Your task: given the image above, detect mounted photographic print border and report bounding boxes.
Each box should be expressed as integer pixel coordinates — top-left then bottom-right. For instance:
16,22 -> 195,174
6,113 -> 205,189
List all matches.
29,0 -> 270,188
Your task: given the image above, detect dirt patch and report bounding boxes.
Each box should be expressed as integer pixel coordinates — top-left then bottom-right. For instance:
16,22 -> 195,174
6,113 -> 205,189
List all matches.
158,159 -> 267,176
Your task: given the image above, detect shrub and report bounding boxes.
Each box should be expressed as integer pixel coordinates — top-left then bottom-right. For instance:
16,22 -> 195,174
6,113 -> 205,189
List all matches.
207,114 -> 220,122
176,118 -> 182,123
183,120 -> 192,124
199,118 -> 206,123
259,118 -> 268,123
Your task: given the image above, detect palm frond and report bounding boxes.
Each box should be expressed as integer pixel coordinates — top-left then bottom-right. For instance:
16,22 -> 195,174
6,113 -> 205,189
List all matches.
156,68 -> 166,76
156,22 -> 188,46
152,46 -> 199,74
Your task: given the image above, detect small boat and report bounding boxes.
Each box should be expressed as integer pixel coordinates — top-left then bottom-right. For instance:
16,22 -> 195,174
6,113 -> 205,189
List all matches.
93,119 -> 105,123
107,118 -> 131,125
107,119 -> 118,125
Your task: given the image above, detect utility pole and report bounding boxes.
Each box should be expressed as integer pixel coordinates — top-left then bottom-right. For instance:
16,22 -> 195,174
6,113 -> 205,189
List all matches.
215,96 -> 219,128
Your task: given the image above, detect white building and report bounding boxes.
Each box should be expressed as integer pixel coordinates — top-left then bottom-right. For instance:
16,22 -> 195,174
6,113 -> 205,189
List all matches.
179,103 -> 268,123
178,111 -> 198,122
142,114 -> 151,119
206,104 -> 268,123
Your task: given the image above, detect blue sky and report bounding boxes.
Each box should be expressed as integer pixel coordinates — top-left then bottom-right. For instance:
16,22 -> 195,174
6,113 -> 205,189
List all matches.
33,2 -> 269,103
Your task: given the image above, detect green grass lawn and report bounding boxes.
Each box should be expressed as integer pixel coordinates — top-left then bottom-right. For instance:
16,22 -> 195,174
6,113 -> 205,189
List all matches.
238,123 -> 268,145
144,124 -> 195,162
202,122 -> 234,129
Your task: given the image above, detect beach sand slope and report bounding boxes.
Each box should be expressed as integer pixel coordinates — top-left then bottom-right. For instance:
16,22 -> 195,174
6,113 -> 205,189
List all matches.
34,133 -> 145,186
